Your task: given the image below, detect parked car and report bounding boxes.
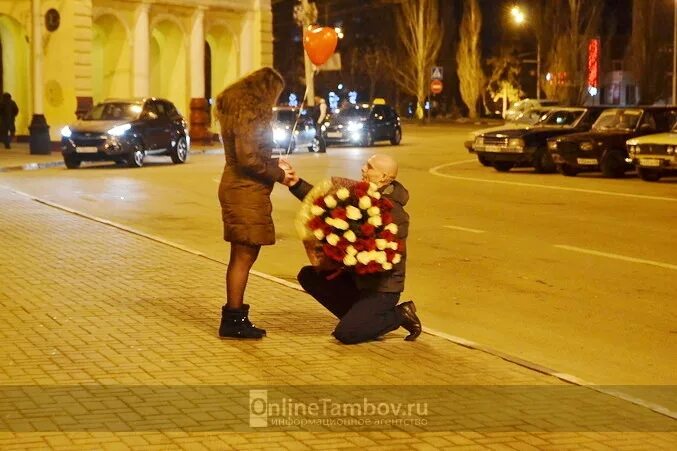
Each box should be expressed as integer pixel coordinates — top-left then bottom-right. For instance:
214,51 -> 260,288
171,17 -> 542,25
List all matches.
60,98 -> 189,168
503,98 -> 559,122
473,107 -> 607,173
322,101 -> 401,147
548,107 -> 677,177
627,122 -> 677,181
272,107 -> 325,153
465,122 -> 535,166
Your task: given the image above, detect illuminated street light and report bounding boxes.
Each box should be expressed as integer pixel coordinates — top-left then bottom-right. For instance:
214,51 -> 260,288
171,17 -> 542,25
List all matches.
511,6 -> 526,24
509,5 -> 540,100
334,26 -> 344,39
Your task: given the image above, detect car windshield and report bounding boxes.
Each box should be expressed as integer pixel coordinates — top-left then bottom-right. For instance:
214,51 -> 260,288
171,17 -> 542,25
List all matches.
537,109 -> 585,126
273,110 -> 298,123
671,121 -> 677,133
336,107 -> 370,120
592,109 -> 642,131
85,102 -> 142,121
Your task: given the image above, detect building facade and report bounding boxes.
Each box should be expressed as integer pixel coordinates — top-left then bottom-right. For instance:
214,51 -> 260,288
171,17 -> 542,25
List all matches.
0,0 -> 273,148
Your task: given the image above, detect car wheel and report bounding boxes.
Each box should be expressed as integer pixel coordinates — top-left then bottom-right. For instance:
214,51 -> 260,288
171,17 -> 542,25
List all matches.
533,147 -> 556,173
557,163 -> 579,177
601,150 -> 626,178
127,148 -> 145,168
390,128 -> 402,145
477,154 -> 492,167
170,136 -> 189,164
493,161 -> 513,172
63,155 -> 81,169
363,131 -> 374,147
308,136 -> 326,153
637,167 -> 661,182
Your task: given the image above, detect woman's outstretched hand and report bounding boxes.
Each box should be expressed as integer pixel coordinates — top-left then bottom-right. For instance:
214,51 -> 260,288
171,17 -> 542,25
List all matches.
279,158 -> 299,186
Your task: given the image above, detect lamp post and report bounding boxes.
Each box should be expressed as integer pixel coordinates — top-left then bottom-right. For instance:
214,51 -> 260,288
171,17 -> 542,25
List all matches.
673,0 -> 676,105
510,5 -> 540,100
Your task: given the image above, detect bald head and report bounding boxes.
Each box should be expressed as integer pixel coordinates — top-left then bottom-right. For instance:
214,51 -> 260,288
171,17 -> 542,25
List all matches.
362,154 -> 399,188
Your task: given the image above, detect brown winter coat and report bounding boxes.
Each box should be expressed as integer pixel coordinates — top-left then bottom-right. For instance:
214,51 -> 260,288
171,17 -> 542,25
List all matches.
215,67 -> 286,246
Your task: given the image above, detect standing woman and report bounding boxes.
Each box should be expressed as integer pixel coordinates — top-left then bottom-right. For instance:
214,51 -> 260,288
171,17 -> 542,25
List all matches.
215,67 -> 294,339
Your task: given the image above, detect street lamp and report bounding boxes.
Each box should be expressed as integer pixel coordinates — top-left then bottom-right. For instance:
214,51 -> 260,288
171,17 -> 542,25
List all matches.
510,5 -> 541,100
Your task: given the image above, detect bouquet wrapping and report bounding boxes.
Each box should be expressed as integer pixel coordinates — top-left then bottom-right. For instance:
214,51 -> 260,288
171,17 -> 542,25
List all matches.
295,177 -> 402,275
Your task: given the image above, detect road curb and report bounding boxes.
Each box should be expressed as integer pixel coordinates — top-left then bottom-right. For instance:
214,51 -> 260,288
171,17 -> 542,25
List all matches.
7,187 -> 677,423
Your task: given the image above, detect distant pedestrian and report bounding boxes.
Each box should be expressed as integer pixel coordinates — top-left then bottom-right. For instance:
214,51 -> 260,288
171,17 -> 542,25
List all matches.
0,93 -> 19,149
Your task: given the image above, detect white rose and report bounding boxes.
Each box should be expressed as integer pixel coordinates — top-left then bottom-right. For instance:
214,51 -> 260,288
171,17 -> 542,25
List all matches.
358,196 -> 372,210
367,215 -> 382,227
391,254 -> 401,264
333,219 -> 349,230
375,239 -> 388,250
343,230 -> 357,243
371,191 -> 381,200
313,229 -> 325,240
368,182 -> 378,192
388,242 -> 399,251
326,233 -> 340,246
346,245 -> 358,256
356,251 -> 371,265
311,205 -> 325,216
336,188 -> 350,200
324,195 -> 337,208
367,206 -> 380,217
384,223 -> 398,234
382,262 -> 393,270
375,251 -> 387,264
368,250 -> 379,262
343,254 -> 357,266
325,217 -> 335,226
346,205 -> 362,220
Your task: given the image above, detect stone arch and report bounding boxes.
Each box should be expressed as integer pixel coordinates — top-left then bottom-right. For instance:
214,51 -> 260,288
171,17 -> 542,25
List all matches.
206,23 -> 237,127
0,14 -> 30,135
150,18 -> 187,113
92,13 -> 132,102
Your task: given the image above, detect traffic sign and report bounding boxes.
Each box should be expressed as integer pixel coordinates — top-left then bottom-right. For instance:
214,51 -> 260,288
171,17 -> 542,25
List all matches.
430,79 -> 443,94
431,66 -> 443,80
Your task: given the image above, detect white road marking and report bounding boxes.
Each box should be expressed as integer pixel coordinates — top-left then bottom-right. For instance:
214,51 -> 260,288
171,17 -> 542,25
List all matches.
554,244 -> 677,271
443,225 -> 486,234
429,162 -> 677,202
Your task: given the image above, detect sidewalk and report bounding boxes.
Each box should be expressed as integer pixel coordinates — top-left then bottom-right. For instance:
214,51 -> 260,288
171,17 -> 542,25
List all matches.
0,142 -> 223,172
0,186 -> 675,449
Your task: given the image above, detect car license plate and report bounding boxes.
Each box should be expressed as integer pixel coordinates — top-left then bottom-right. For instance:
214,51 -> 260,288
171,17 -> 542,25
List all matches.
639,158 -> 660,167
484,145 -> 503,152
327,132 -> 342,138
576,158 -> 597,165
76,146 -> 99,153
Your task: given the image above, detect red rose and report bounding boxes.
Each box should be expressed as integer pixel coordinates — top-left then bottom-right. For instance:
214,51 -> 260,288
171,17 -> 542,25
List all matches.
336,238 -> 350,252
381,212 -> 393,225
314,197 -> 327,208
354,240 -> 366,252
364,238 -> 377,251
380,198 -> 394,210
355,264 -> 369,275
379,230 -> 395,241
367,262 -> 382,273
353,181 -> 369,198
385,249 -> 397,261
360,223 -> 376,237
331,207 -> 347,220
323,244 -> 345,262
321,223 -> 333,235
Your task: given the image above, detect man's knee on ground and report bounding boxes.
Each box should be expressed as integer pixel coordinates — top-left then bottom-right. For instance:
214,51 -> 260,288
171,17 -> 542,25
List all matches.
332,324 -> 366,345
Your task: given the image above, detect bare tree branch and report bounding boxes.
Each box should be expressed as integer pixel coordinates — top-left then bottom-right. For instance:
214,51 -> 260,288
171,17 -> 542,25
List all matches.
456,0 -> 483,118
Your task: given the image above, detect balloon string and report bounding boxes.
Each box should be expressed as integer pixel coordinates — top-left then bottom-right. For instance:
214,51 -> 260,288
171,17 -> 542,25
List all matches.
284,68 -> 319,156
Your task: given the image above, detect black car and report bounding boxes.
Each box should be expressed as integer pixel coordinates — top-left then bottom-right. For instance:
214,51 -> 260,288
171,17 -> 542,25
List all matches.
548,107 -> 677,177
323,102 -> 401,147
61,97 -> 190,168
272,107 -> 325,153
473,107 -> 607,173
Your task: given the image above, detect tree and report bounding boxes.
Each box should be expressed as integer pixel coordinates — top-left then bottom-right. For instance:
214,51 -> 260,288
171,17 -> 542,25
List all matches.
456,0 -> 483,119
625,0 -> 673,104
486,50 -> 523,117
389,0 -> 443,119
349,46 -> 390,102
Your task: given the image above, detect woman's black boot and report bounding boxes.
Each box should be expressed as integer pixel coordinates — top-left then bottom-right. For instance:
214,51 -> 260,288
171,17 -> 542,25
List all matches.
219,306 -> 265,339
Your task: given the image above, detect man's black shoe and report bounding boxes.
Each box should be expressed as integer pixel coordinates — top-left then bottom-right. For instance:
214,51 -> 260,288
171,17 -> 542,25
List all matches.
396,300 -> 422,341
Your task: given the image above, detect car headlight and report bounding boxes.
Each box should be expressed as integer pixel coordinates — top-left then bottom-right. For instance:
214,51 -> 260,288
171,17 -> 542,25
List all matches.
667,146 -> 674,154
508,138 -> 524,148
475,136 -> 484,146
547,141 -> 557,150
321,124 -> 327,132
347,122 -> 363,132
273,128 -> 288,142
61,126 -> 72,138
580,141 -> 594,151
108,124 -> 131,136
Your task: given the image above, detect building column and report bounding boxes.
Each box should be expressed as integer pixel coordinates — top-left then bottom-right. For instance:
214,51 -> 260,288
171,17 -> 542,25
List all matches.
189,7 -> 210,143
132,2 -> 150,97
239,11 -> 255,76
29,0 -> 50,154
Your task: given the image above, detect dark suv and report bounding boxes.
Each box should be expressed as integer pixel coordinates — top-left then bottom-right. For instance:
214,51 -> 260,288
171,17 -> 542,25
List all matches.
473,107 -> 607,173
60,97 -> 190,168
548,107 -> 677,177
323,102 -> 401,147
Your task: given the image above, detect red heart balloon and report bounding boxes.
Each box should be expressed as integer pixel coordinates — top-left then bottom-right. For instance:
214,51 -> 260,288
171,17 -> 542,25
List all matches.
303,27 -> 338,66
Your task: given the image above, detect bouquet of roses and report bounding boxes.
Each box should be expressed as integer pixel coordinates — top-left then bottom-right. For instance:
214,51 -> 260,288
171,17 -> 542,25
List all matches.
295,177 -> 402,275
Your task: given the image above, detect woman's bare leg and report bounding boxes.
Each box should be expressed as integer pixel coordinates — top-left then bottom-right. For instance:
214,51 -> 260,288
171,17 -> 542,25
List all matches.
225,242 -> 261,309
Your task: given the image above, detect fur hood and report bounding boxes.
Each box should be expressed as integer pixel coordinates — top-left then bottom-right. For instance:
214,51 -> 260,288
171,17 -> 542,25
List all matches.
215,67 -> 284,133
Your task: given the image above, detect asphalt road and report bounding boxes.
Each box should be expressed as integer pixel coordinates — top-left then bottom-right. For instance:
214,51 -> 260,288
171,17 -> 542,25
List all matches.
2,124 -> 676,398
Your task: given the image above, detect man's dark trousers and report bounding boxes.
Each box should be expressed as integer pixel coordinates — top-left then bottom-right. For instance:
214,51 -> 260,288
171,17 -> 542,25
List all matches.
297,266 -> 403,344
